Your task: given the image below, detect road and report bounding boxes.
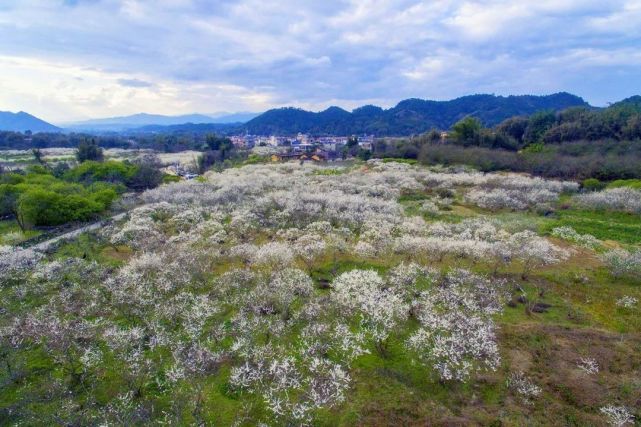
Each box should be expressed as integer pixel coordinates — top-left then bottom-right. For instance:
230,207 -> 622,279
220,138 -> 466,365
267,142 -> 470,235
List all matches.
29,212 -> 127,252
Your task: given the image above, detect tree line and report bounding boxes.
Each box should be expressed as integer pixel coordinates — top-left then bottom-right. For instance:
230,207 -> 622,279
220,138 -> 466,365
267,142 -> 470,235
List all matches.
373,97 -> 641,181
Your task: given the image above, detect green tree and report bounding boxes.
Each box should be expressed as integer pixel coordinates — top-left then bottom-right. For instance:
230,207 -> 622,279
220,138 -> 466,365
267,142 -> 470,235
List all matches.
205,134 -> 233,152
451,117 -> 482,146
76,140 -> 104,163
31,148 -> 47,166
129,154 -> 163,190
523,110 -> 556,145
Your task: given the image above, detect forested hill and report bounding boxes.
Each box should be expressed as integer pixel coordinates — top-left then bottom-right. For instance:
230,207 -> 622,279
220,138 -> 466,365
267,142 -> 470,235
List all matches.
244,93 -> 590,135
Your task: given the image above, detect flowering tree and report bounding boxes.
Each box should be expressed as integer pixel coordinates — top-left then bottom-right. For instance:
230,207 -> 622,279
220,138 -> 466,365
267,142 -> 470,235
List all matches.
331,270 -> 408,355
406,270 -> 506,381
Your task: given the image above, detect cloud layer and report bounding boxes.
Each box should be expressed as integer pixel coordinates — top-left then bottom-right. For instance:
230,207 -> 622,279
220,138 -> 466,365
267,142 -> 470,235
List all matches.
0,0 -> 639,122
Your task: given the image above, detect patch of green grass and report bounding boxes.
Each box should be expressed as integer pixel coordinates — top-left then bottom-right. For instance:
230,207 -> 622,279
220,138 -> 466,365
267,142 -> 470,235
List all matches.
53,233 -> 129,266
542,208 -> 641,244
382,158 -> 418,165
313,168 -> 348,176
0,220 -> 41,244
607,179 -> 641,189
398,191 -> 431,203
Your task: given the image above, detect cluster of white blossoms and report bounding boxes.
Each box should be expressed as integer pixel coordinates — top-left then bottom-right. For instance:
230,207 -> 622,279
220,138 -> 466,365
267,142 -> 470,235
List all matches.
465,175 -> 577,211
507,371 -> 542,404
600,249 -> 641,278
466,187 -> 557,211
577,357 -> 600,375
600,405 -> 635,426
616,296 -> 639,309
2,161 -> 601,424
551,226 -> 601,249
407,269 -> 506,381
388,219 -> 568,277
331,270 -> 408,345
0,245 -> 42,284
575,187 -> 641,214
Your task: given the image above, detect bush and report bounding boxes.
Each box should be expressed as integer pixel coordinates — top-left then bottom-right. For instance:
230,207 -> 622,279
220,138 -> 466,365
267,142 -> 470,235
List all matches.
16,188 -> 105,227
600,249 -> 641,278
64,161 -> 136,186
575,187 -> 641,214
76,140 -> 104,162
1,168 -> 122,229
582,178 -> 605,192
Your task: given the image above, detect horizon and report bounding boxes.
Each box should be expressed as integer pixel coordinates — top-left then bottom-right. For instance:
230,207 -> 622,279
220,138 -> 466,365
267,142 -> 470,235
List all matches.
1,1 -> 640,123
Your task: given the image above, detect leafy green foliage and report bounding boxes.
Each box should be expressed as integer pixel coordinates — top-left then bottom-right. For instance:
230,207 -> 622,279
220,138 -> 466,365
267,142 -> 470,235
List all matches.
76,139 -> 104,162
582,178 -> 605,192
0,167 -> 120,229
451,117 -> 483,146
64,160 -> 135,186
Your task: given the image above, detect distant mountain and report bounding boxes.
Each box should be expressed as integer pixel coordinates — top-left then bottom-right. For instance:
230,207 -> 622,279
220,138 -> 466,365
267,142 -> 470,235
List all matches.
209,112 -> 259,123
66,113 -> 217,131
244,93 -> 590,135
128,122 -> 242,134
0,111 -> 61,133
66,112 -> 259,132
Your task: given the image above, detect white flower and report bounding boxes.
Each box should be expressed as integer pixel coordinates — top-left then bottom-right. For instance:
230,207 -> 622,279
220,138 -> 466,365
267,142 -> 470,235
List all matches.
601,249 -> 641,278
600,405 -> 635,426
616,296 -> 638,309
577,357 -> 599,374
507,371 -> 542,402
576,188 -> 641,214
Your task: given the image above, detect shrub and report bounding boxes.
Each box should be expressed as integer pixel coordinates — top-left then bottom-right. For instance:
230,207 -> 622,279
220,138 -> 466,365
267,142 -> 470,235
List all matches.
600,249 -> 641,278
16,188 -> 104,227
76,140 -> 104,162
64,160 -> 136,186
575,188 -> 641,214
582,178 -> 605,192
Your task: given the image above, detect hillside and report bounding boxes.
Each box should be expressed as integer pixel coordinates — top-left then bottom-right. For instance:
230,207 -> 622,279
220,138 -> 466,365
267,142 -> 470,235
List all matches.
0,111 -> 61,133
245,93 -> 589,135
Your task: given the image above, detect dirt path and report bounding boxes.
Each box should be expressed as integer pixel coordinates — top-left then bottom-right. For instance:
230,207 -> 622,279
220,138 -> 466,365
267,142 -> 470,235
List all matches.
28,212 -> 127,252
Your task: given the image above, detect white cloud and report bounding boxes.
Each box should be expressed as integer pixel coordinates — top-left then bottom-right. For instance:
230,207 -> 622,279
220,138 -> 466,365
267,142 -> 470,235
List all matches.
0,0 -> 639,119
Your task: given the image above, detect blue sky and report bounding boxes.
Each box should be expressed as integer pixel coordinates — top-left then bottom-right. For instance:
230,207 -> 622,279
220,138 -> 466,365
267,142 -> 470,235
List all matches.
0,0 -> 640,123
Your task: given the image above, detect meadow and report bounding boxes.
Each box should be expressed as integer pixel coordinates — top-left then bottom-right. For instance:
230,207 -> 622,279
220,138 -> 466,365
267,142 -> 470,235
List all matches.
1,160 -> 639,426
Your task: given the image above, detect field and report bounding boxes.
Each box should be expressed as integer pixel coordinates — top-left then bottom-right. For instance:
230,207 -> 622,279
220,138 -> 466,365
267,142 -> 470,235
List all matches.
1,160 -> 639,426
0,148 -> 201,170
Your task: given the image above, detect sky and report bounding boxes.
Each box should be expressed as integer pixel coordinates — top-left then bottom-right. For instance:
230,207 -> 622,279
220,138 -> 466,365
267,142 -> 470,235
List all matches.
0,0 -> 640,123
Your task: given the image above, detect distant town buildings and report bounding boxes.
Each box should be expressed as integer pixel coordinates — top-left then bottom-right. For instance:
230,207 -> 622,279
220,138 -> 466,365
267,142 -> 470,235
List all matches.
230,133 -> 375,153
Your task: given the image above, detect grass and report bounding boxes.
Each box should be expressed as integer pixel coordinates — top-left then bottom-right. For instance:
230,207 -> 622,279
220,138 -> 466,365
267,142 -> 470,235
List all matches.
0,220 -> 41,245
607,179 -> 641,189
53,233 -> 132,266
542,208 -> 641,245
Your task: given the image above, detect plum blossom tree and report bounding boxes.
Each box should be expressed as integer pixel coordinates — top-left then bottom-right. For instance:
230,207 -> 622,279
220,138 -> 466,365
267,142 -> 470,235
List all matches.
331,270 -> 408,355
407,270 -> 506,381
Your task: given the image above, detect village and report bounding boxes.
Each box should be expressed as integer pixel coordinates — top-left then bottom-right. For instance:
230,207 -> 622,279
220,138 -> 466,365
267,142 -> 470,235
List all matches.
230,132 -> 374,161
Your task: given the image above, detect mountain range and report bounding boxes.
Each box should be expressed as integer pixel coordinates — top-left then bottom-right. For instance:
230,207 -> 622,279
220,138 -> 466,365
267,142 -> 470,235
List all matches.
0,93 -> 593,136
243,93 -> 590,135
0,111 -> 61,133
64,112 -> 258,132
